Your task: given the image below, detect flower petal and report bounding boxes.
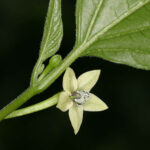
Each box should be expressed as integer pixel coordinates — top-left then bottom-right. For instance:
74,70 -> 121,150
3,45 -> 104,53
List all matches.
77,70 -> 100,92
69,104 -> 83,134
56,92 -> 73,112
83,93 -> 108,111
63,67 -> 77,93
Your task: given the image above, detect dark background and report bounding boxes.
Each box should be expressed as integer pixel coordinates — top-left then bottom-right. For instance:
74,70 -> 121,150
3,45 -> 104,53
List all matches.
0,0 -> 150,150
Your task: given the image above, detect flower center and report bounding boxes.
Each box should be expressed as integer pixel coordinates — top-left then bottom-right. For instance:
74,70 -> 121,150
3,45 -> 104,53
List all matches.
71,91 -> 89,105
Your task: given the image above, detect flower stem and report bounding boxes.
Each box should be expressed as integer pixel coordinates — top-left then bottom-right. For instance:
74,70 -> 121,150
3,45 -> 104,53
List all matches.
5,93 -> 60,119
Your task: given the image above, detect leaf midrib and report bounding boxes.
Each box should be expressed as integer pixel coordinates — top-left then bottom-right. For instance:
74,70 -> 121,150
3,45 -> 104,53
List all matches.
83,0 -> 104,43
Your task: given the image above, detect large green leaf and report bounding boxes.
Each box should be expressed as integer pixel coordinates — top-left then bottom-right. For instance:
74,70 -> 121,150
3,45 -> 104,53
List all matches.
31,0 -> 63,84
75,0 -> 150,70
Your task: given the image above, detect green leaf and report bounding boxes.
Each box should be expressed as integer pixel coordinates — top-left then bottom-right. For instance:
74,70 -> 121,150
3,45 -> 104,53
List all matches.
31,0 -> 63,84
40,0 -> 63,61
75,0 -> 150,70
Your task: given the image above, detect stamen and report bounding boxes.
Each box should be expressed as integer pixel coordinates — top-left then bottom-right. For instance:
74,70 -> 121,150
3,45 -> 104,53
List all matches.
71,91 -> 89,105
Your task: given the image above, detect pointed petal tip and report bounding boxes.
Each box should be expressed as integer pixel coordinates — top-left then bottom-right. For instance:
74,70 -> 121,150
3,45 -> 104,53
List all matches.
93,69 -> 101,72
97,101 -> 109,112
77,69 -> 101,92
94,69 -> 101,76
66,67 -> 76,75
66,67 -> 73,72
95,69 -> 101,72
103,103 -> 109,111
88,69 -> 101,74
74,129 -> 79,135
83,93 -> 108,112
69,104 -> 83,136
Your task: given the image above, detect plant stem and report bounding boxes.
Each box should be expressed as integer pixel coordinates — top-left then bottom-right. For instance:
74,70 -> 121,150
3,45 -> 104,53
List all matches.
0,87 -> 36,122
0,44 -> 86,122
35,45 -> 85,93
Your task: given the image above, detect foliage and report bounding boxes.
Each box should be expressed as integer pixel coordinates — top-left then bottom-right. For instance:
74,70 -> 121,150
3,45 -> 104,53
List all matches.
0,0 -> 150,124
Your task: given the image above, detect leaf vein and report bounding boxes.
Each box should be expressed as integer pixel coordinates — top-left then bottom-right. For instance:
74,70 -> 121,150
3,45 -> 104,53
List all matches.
83,0 -> 104,43
85,0 -> 150,49
100,25 -> 150,40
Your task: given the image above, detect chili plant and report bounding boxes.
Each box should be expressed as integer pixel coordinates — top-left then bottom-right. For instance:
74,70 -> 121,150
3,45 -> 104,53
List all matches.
0,0 -> 150,134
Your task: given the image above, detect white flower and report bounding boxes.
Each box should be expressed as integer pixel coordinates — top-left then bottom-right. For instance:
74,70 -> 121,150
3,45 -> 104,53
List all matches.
56,67 -> 108,134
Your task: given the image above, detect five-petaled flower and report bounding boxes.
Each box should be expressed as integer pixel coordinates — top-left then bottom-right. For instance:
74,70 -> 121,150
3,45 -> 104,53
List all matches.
56,67 -> 108,134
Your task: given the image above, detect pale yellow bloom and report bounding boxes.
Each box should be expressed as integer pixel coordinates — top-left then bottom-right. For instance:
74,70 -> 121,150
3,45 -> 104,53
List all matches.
57,67 -> 108,134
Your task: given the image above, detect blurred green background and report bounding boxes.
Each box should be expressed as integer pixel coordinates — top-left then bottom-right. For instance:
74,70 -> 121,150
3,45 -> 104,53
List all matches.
0,0 -> 150,150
